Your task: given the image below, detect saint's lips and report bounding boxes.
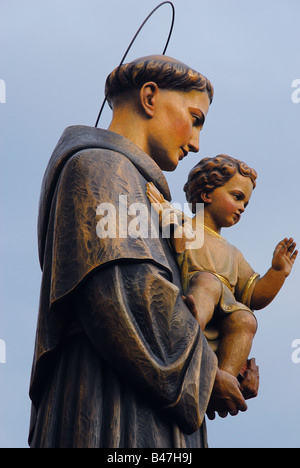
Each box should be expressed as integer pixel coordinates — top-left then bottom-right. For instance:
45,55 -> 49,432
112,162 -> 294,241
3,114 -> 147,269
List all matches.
180,148 -> 188,159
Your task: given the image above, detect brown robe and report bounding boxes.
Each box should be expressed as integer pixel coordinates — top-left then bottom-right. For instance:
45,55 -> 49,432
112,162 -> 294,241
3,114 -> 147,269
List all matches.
28,126 -> 217,448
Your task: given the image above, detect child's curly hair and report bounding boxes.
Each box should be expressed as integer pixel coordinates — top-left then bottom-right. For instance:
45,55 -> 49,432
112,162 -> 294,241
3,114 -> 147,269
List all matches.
184,155 -> 258,213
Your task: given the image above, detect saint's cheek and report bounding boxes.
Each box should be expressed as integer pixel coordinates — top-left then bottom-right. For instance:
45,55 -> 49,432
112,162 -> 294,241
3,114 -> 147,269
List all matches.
172,118 -> 192,143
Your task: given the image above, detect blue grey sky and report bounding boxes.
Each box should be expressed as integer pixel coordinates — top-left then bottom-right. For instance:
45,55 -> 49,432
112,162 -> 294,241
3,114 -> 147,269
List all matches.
1,0 -> 299,448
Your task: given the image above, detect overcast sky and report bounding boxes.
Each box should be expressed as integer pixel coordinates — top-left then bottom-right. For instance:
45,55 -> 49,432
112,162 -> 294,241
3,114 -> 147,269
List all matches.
1,0 -> 300,448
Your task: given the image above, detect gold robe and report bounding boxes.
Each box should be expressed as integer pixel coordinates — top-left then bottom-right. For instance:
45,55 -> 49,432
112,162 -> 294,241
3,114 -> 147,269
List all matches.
178,224 -> 260,351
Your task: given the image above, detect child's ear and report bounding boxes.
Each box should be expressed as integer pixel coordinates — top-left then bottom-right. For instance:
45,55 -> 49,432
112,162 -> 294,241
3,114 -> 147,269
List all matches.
201,192 -> 212,204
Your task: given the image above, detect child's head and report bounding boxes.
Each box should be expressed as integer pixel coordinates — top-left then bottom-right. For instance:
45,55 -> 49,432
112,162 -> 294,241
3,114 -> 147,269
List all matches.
184,154 -> 257,213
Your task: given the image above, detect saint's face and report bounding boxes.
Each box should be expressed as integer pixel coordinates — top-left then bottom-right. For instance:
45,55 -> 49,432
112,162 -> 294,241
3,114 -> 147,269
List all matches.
204,173 -> 254,232
147,89 -> 210,171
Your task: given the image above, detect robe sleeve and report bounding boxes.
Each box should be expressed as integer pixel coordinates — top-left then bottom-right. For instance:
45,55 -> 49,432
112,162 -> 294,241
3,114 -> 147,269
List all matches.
74,261 -> 218,435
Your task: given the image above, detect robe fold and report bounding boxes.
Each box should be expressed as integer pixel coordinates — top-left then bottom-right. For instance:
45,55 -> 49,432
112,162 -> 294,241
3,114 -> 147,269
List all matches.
29,125 -> 217,448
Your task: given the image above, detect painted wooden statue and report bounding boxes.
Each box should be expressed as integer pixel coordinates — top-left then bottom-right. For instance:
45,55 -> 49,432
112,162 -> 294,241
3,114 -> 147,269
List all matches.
29,56 -> 260,448
147,155 -> 297,389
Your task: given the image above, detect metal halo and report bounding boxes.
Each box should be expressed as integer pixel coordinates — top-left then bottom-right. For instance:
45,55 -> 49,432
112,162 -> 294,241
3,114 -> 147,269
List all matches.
94,1 -> 175,128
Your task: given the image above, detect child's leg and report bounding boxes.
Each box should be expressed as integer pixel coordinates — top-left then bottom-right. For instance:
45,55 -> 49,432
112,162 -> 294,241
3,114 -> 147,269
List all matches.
186,272 -> 222,330
184,273 -> 257,378
216,310 -> 257,377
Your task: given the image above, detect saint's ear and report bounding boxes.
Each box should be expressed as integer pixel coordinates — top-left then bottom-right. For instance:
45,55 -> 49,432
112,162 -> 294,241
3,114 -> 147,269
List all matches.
139,82 -> 159,117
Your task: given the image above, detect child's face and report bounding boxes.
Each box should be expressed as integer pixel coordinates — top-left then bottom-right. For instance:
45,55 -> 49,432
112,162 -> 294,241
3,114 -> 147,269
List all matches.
204,173 -> 253,229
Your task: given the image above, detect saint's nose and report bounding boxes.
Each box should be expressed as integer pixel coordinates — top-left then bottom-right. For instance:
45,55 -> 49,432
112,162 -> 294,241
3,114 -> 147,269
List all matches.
188,132 -> 200,153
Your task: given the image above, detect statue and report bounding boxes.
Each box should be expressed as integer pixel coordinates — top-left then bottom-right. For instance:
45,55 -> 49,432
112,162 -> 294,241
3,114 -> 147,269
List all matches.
147,155 -> 298,393
29,56 -> 259,448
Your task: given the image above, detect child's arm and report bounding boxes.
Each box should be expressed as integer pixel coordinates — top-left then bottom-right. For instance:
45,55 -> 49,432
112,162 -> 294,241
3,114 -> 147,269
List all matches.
146,182 -> 195,253
250,238 -> 298,310
146,182 -> 176,219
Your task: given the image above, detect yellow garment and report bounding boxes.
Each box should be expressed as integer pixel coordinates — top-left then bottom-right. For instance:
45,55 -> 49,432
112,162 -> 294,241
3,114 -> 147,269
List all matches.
177,223 -> 260,351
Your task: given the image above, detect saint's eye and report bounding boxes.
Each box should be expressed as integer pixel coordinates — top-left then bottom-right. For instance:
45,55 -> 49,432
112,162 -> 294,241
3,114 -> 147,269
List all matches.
192,114 -> 203,127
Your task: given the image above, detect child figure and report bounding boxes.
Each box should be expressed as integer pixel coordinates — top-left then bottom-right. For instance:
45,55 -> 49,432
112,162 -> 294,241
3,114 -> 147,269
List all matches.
147,155 -> 298,379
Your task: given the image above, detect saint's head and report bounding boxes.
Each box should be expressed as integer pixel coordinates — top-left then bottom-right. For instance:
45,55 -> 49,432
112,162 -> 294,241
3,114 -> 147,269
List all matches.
105,55 -> 214,108
106,55 -> 214,171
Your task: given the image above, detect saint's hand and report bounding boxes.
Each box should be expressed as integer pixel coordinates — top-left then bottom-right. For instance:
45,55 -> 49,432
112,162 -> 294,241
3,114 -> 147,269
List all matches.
207,369 -> 247,420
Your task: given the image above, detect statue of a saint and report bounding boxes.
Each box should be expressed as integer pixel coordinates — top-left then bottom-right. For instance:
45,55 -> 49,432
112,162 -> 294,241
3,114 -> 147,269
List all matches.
29,56 -> 255,448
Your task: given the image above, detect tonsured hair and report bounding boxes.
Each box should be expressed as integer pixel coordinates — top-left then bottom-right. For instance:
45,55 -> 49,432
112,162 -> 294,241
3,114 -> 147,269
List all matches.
184,154 -> 258,213
105,55 -> 214,108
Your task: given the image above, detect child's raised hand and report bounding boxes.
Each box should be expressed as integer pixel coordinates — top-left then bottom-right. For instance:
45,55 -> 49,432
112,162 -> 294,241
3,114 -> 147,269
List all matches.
272,238 -> 298,277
